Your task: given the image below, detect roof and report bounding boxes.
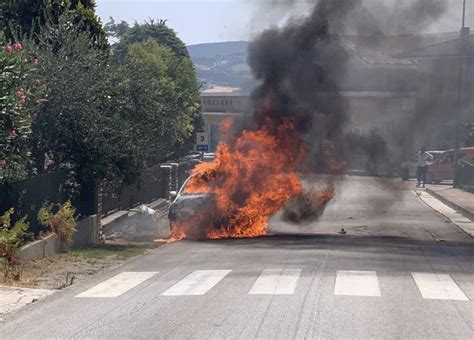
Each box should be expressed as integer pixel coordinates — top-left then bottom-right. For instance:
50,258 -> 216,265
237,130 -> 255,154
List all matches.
395,34 -> 474,59
201,86 -> 251,97
201,86 -> 240,94
340,32 -> 460,65
201,92 -> 249,97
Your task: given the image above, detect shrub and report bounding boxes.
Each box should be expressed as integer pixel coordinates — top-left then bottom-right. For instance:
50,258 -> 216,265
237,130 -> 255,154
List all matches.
38,200 -> 77,245
0,32 -> 44,182
0,209 -> 29,279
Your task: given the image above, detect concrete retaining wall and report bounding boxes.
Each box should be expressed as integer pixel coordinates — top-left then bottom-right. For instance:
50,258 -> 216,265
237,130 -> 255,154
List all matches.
73,215 -> 100,248
17,215 -> 101,263
18,233 -> 59,263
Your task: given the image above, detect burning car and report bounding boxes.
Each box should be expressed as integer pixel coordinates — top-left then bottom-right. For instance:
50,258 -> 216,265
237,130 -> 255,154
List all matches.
168,173 -> 217,240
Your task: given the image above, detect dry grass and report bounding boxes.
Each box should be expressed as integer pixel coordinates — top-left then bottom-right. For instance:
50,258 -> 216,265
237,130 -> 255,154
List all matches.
0,242 -> 158,290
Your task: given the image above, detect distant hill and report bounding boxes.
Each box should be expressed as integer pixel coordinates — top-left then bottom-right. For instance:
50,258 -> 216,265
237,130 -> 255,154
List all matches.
187,41 -> 248,58
187,41 -> 255,90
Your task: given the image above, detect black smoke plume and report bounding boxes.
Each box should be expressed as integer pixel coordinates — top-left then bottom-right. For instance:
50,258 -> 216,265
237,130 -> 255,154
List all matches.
244,0 -> 449,221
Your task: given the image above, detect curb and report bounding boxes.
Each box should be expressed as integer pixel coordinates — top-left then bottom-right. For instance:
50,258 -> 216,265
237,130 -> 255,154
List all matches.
426,188 -> 474,222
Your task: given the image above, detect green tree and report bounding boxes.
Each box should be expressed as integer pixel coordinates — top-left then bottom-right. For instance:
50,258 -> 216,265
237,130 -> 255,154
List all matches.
0,0 -> 106,48
111,38 -> 202,165
30,13 -> 135,188
106,19 -> 189,65
107,19 -> 203,161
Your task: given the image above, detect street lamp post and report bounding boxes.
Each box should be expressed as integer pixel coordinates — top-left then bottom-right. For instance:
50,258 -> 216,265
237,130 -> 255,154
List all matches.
453,0 -> 468,188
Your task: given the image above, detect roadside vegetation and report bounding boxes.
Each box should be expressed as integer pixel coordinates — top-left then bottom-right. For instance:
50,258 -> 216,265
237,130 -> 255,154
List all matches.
0,0 -> 202,278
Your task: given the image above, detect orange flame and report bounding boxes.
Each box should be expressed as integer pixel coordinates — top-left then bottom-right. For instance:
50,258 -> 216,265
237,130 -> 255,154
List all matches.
158,99 -> 340,242
182,115 -> 306,239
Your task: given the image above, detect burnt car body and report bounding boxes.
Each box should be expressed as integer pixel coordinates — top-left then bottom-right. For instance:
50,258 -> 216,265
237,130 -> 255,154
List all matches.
168,174 -> 217,238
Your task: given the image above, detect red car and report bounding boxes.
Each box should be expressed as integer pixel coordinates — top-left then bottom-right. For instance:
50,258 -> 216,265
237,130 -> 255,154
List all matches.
426,147 -> 474,183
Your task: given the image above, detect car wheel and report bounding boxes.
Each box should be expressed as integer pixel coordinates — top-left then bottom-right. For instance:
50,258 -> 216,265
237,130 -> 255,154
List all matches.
426,172 -> 435,184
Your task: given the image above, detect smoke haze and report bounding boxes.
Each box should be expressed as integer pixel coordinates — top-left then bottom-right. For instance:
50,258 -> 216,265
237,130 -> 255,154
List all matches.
243,0 -> 452,220
247,0 -> 469,37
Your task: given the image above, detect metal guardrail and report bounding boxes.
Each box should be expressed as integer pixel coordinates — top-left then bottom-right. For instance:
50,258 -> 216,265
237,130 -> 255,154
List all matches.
457,160 -> 474,192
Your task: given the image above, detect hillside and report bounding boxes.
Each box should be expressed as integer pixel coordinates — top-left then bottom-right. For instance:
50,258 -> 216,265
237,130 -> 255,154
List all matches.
187,41 -> 248,58
187,41 -> 254,89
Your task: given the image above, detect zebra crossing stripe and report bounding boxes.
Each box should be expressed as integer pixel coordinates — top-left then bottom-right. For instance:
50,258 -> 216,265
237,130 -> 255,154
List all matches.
411,272 -> 469,301
249,269 -> 301,295
161,270 -> 231,296
76,272 -> 159,298
334,270 -> 381,297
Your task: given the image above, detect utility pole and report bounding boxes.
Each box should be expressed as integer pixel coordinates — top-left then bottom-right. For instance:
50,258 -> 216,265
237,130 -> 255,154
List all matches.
453,0 -> 468,188
462,0 -> 467,28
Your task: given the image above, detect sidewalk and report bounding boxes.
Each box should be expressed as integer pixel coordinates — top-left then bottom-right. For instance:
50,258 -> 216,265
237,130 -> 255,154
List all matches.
426,185 -> 474,222
0,285 -> 54,315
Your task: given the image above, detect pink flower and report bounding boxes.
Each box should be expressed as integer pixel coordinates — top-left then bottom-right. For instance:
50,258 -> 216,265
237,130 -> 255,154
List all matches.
32,59 -> 39,65
16,87 -> 25,95
14,42 -> 22,51
0,160 -> 6,166
9,130 -> 17,137
4,45 -> 13,53
19,95 -> 26,105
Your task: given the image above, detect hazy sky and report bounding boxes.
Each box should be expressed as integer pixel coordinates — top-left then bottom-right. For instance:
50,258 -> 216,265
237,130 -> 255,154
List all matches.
95,0 -> 474,45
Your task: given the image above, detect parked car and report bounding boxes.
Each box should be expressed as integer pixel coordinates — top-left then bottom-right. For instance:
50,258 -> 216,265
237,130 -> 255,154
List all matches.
168,173 -> 217,239
399,150 -> 443,180
426,147 -> 474,184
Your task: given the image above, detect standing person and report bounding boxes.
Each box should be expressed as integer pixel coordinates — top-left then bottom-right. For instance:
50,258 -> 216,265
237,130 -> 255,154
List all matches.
416,147 -> 433,188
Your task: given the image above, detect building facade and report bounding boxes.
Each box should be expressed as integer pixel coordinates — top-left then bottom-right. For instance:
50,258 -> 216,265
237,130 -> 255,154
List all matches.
398,29 -> 474,150
199,91 -> 249,152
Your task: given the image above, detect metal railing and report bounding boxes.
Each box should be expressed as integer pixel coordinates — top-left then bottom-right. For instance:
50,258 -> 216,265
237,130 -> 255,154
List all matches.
457,159 -> 474,193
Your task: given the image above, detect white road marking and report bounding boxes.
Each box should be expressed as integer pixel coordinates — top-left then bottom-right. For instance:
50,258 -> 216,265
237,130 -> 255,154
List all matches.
334,270 -> 381,297
76,272 -> 159,298
249,269 -> 301,295
411,272 -> 469,301
161,270 -> 231,296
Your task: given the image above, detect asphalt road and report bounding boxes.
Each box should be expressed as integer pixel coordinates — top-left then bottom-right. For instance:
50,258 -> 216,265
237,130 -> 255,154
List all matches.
1,176 -> 473,339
